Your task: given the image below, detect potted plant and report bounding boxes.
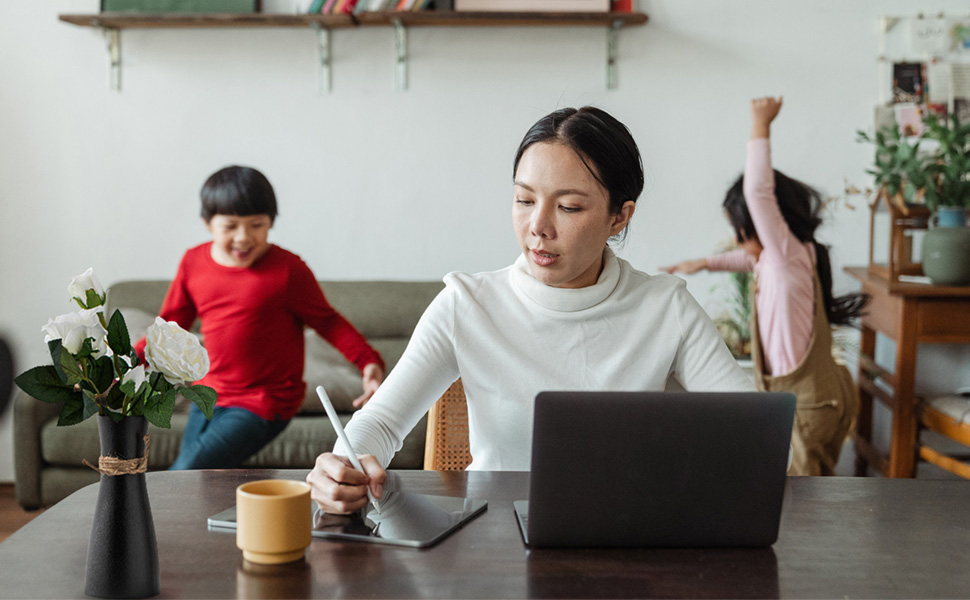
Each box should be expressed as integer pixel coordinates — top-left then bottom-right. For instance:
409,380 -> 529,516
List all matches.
857,115 -> 970,285
14,268 -> 216,599
918,113 -> 970,285
856,122 -> 933,211
710,270 -> 753,361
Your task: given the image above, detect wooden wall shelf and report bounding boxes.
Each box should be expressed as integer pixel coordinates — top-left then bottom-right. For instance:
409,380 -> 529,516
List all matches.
59,13 -> 356,29
58,11 -> 648,92
59,11 -> 647,29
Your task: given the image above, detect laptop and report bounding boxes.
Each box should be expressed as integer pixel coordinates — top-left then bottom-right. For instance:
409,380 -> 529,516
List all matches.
514,391 -> 795,548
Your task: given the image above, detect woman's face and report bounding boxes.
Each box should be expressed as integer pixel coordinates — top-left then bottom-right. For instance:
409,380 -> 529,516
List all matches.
513,142 -> 634,289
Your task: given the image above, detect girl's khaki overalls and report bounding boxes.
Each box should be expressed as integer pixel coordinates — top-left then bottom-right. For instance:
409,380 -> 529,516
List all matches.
750,271 -> 859,476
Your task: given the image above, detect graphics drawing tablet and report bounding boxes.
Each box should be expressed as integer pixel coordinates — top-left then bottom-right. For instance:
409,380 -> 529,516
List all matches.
208,491 -> 487,548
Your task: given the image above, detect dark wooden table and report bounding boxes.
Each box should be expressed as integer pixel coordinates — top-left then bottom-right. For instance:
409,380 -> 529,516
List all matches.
1,470 -> 968,598
845,266 -> 970,478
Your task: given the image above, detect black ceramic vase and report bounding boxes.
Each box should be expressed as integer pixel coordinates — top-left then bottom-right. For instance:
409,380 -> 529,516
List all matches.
85,415 -> 160,599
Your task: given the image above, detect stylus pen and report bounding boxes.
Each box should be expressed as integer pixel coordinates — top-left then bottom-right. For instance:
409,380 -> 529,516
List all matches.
316,385 -> 382,514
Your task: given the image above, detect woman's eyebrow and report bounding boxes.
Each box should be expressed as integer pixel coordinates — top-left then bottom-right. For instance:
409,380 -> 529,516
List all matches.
513,181 -> 590,197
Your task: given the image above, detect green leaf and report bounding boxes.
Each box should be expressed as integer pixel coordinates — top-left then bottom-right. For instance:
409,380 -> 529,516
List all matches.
57,392 -> 99,426
106,310 -> 131,356
119,378 -> 137,399
84,289 -> 104,309
126,387 -> 146,417
91,355 -> 115,393
47,339 -> 68,383
149,371 -> 167,390
181,385 -> 217,420
143,388 -> 177,429
103,410 -> 124,423
59,349 -> 85,386
14,366 -> 79,404
73,337 -> 100,360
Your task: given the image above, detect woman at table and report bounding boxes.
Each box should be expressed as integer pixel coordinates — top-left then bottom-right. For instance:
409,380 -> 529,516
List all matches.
307,106 -> 754,513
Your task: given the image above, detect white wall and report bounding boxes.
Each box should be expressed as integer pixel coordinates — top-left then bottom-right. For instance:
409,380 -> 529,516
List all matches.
3,0 -> 970,482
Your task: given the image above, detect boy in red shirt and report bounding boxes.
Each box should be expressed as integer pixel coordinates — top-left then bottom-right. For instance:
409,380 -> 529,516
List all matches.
136,166 -> 384,469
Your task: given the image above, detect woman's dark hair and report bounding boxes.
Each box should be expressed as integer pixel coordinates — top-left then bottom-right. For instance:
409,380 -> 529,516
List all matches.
512,106 -> 644,240
722,171 -> 869,327
200,166 -> 278,223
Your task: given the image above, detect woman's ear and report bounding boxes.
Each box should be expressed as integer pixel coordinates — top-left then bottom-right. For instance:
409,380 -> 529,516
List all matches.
610,201 -> 636,236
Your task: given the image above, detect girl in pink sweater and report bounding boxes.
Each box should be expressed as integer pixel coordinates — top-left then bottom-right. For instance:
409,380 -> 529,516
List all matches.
664,97 -> 868,475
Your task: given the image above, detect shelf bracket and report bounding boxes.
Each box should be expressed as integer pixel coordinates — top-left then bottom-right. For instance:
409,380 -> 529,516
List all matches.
392,18 -> 408,91
606,20 -> 622,90
311,23 -> 331,94
101,27 -> 121,92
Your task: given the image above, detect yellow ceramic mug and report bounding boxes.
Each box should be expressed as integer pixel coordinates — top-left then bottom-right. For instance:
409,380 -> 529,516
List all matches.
236,479 -> 312,564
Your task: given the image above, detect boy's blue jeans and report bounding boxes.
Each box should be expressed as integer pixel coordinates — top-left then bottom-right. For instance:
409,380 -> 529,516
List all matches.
169,404 -> 289,470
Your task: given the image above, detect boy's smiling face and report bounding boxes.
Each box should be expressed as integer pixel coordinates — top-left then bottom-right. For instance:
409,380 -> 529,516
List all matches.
205,214 -> 273,268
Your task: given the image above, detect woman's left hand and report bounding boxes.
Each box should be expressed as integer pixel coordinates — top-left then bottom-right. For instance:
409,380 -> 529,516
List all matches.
352,363 -> 384,408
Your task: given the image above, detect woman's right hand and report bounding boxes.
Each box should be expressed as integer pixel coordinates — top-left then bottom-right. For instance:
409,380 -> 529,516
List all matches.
660,258 -> 707,275
306,452 -> 386,514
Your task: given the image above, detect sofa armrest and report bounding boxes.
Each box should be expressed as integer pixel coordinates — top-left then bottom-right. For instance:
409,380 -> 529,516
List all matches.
13,391 -> 61,510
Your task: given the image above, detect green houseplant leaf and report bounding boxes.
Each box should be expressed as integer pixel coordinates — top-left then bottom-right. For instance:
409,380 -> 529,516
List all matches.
14,366 -> 82,404
920,113 -> 970,211
58,392 -> 99,427
180,385 -> 217,420
143,388 -> 178,429
106,309 -> 131,356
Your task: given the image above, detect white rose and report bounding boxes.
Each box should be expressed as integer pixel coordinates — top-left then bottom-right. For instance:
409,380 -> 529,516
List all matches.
42,308 -> 108,355
144,317 -> 209,385
68,268 -> 106,307
122,363 -> 147,391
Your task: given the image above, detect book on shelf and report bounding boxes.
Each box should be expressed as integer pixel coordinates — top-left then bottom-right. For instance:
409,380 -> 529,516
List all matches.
308,0 -> 325,12
321,0 -> 338,12
454,0 -> 609,11
334,0 -> 358,12
611,0 -> 633,11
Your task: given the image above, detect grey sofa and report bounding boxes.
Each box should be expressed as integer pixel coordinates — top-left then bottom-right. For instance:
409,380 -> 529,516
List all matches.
14,279 -> 445,510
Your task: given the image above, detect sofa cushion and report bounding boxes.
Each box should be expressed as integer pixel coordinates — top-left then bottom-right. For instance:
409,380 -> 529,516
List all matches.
302,331 -> 367,413
300,334 -> 411,414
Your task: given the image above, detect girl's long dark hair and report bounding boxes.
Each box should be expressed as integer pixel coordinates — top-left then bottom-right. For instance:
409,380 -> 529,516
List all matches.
722,171 -> 870,327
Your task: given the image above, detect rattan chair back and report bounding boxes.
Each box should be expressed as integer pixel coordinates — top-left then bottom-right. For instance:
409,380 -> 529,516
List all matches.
424,379 -> 472,471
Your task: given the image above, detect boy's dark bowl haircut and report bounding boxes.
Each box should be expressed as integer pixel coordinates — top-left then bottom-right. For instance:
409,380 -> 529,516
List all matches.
201,165 -> 278,223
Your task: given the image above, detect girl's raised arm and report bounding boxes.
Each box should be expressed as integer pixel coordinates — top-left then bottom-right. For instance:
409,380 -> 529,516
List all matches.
743,97 -> 800,260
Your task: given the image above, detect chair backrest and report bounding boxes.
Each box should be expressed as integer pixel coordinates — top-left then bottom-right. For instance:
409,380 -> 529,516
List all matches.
424,379 -> 472,471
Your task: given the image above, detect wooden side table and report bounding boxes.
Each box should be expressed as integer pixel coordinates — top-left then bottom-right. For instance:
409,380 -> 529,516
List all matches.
846,267 -> 970,477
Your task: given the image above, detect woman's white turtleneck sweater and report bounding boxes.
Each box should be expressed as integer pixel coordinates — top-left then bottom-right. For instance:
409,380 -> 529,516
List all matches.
341,249 -> 754,471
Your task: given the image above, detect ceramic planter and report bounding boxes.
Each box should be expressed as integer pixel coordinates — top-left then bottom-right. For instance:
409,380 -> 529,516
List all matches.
922,206 -> 970,286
